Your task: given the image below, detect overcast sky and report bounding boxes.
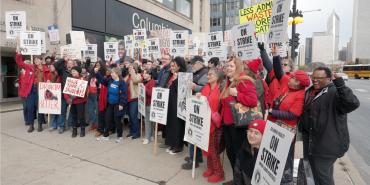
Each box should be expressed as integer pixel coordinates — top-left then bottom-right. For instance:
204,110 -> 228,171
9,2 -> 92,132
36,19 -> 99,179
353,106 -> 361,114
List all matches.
295,0 -> 354,48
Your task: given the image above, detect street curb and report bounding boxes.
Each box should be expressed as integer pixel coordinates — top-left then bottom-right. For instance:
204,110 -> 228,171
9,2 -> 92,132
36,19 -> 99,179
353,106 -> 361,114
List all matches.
339,151 -> 367,185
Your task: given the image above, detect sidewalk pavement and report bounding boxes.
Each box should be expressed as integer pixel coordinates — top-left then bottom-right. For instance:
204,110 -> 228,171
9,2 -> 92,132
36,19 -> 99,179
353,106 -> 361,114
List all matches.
0,105 -> 366,185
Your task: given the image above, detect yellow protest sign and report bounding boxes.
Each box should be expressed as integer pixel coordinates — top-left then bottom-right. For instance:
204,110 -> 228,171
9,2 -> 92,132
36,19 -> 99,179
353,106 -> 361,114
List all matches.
239,0 -> 272,33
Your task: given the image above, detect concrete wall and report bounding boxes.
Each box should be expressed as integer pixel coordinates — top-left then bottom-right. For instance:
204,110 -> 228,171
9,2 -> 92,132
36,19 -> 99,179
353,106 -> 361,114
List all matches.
1,0 -> 72,56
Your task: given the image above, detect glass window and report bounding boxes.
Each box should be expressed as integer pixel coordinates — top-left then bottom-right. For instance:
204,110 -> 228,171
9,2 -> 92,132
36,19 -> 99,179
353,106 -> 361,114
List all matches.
176,0 -> 191,17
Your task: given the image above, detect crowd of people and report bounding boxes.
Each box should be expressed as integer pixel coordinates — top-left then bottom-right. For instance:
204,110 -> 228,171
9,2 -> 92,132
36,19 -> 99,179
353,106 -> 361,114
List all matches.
15,38 -> 360,185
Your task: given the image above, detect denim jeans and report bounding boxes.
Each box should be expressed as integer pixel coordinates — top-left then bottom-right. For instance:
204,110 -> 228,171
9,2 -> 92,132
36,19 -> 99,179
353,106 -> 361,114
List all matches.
87,93 -> 98,125
24,85 -> 40,125
104,103 -> 123,137
50,114 -> 60,129
128,100 -> 139,137
58,98 -> 68,129
144,106 -> 154,141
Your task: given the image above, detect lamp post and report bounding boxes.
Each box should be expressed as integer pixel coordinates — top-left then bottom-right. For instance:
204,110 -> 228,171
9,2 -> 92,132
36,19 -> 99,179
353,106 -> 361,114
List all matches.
289,0 -> 303,64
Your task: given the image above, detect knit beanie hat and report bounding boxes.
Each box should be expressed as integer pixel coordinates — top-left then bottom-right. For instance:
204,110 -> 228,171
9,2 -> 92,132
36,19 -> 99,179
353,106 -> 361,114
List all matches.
291,70 -> 310,87
248,119 -> 267,134
246,58 -> 262,74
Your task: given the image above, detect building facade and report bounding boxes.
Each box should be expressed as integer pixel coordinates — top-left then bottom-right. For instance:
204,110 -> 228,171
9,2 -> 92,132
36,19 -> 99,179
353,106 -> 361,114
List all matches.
209,0 -> 245,32
0,0 -> 210,102
352,0 -> 370,63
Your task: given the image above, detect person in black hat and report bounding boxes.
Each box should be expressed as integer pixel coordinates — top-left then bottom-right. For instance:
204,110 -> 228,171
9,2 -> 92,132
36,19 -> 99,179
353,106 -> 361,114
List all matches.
208,57 -> 220,69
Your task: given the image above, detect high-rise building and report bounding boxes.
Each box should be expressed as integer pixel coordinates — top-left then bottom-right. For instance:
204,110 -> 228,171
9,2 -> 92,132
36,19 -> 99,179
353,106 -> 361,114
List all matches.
338,47 -> 348,62
311,11 -> 340,65
298,45 -> 305,66
210,0 -> 245,32
305,37 -> 312,65
352,0 -> 370,63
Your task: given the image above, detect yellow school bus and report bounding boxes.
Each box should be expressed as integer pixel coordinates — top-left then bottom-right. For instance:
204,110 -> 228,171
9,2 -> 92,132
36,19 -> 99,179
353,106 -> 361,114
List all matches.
343,64 -> 370,79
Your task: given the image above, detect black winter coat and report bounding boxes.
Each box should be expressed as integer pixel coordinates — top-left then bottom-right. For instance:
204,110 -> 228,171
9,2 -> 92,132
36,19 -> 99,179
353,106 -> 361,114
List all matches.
299,78 -> 360,158
233,141 -> 259,185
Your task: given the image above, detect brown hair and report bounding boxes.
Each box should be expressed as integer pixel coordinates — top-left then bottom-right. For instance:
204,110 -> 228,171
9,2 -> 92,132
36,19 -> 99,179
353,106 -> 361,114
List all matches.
220,57 -> 247,98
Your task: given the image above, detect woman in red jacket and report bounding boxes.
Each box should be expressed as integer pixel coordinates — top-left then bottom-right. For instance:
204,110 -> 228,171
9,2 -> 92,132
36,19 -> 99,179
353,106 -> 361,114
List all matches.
48,63 -> 63,133
267,51 -> 310,185
15,46 -> 50,133
197,68 -> 225,183
220,57 -> 258,180
142,69 -> 156,144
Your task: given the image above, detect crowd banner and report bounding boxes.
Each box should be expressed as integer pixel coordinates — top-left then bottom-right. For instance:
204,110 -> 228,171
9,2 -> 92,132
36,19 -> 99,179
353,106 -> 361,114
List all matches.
40,32 -> 46,54
184,96 -> 211,152
104,42 -> 119,61
20,31 -> 41,55
5,11 -> 26,39
232,23 -> 259,60
251,121 -> 295,185
83,44 -> 98,62
268,0 -> 292,43
204,31 -> 227,62
70,31 -> 87,50
124,35 -> 134,57
177,72 -> 193,120
138,83 -> 146,116
146,38 -> 161,59
48,24 -> 60,44
60,44 -> 82,60
150,29 -> 171,55
38,82 -> 61,115
239,0 -> 273,33
170,30 -> 189,57
63,77 -> 88,98
149,87 -> 170,125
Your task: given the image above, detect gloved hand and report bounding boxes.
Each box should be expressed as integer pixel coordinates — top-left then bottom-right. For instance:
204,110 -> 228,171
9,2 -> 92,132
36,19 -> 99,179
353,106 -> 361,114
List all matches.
258,42 -> 265,51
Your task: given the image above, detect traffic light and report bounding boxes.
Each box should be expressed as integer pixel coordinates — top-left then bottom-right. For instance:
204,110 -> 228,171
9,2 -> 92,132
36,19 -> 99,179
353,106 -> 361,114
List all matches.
289,33 -> 300,49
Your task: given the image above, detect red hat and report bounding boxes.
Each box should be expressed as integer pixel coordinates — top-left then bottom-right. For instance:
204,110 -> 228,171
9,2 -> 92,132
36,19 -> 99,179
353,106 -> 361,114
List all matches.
291,70 -> 310,87
248,119 -> 267,134
246,58 -> 262,74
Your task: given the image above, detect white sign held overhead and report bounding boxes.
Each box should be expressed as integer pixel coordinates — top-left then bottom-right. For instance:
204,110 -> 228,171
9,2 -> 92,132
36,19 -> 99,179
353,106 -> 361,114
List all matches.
70,31 -> 87,50
133,29 -> 147,48
268,0 -> 292,43
184,96 -> 211,152
138,83 -> 146,116
83,44 -> 98,62
149,87 -> 169,125
104,42 -> 119,61
146,38 -> 161,59
177,72 -> 193,120
124,35 -> 134,57
204,31 -> 227,61
19,31 -> 41,55
40,32 -> 46,54
251,121 -> 295,185
232,23 -> 260,60
5,11 -> 26,39
48,24 -> 60,43
170,30 -> 189,57
60,45 -> 82,60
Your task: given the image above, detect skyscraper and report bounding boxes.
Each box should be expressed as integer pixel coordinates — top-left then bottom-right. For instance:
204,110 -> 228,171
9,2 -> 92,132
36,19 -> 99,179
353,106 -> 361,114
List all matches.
352,0 -> 370,63
311,11 -> 340,65
305,37 -> 312,65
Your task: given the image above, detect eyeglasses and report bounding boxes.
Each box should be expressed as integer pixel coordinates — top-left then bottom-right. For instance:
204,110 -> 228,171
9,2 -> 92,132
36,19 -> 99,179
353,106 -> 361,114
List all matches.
312,76 -> 329,80
282,63 -> 289,66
